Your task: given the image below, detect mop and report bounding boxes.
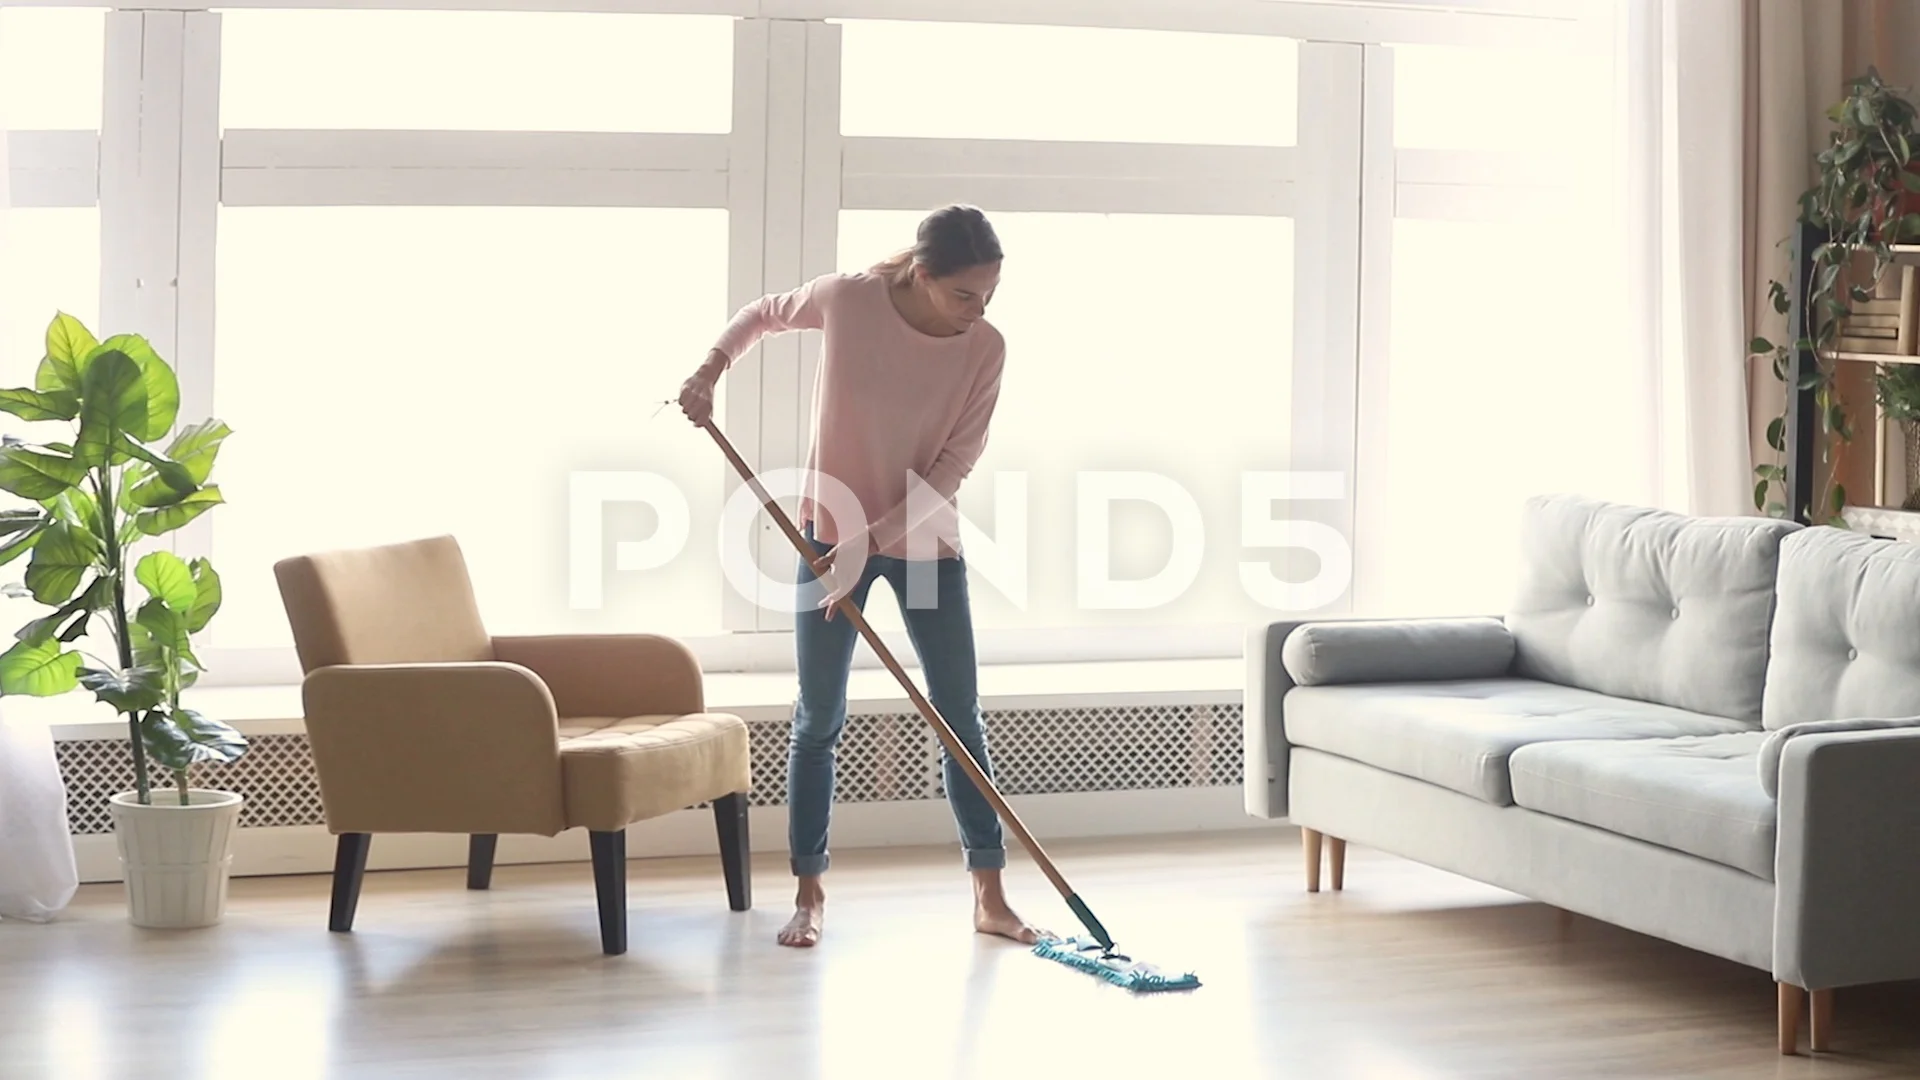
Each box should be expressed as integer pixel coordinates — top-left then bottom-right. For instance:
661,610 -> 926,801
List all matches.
693,415 -> 1200,994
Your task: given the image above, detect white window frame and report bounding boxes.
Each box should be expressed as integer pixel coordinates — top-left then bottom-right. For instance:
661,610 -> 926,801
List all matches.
7,0 -> 1617,686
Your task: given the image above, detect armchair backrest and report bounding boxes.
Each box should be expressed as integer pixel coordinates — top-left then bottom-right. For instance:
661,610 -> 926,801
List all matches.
274,535 -> 493,672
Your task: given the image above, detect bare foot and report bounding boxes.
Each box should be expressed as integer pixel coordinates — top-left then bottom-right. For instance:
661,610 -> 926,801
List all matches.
973,901 -> 1047,945
778,878 -> 825,948
778,906 -> 823,947
971,869 -> 1048,945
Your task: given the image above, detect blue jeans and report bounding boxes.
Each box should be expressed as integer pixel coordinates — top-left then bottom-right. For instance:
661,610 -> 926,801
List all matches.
788,530 -> 1005,876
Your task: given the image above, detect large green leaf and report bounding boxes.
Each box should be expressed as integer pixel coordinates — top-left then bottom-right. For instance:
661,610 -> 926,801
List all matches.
0,528 -> 43,568
0,509 -> 46,539
134,486 -> 223,537
15,576 -> 108,646
74,351 -> 147,469
0,445 -> 85,501
166,420 -> 231,485
23,521 -> 101,605
78,664 -> 166,713
0,636 -> 82,696
186,558 -> 222,634
128,618 -> 162,670
14,576 -> 107,641
90,335 -> 179,442
36,355 -> 80,397
0,387 -> 80,423
120,438 -> 198,508
43,487 -> 99,536
135,596 -> 190,657
40,313 -> 97,392
135,550 -> 197,613
141,707 -> 248,772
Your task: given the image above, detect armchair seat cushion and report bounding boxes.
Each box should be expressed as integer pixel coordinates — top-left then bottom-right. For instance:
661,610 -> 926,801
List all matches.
559,712 -> 752,831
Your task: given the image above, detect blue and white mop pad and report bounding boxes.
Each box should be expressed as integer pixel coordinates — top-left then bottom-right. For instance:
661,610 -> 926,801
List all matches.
1031,936 -> 1201,993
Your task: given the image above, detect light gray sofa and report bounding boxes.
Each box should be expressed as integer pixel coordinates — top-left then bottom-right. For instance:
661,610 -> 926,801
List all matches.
1242,494 -> 1920,1055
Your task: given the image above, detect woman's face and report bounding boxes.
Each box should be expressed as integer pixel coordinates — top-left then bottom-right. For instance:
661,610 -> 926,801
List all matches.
920,260 -> 1000,333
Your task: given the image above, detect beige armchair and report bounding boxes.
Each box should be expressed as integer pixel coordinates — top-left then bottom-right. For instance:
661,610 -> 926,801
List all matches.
272,534 -> 753,955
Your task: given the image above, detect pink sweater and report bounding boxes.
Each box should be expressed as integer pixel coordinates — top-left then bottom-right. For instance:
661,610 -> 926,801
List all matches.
711,271 -> 1006,559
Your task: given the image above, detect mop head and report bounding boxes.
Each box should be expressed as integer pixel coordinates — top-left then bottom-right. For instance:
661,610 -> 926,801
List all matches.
1031,936 -> 1201,993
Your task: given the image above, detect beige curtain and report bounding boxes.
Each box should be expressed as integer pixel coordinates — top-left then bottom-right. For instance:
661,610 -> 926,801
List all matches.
1745,0 -> 1920,514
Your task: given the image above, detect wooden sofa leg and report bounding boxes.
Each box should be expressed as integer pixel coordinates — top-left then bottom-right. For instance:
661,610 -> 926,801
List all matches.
467,834 -> 498,891
589,830 -> 628,956
1810,988 -> 1834,1053
712,793 -> 751,912
1327,837 -> 1347,891
1303,828 -> 1323,893
1778,982 -> 1805,1055
329,833 -> 371,933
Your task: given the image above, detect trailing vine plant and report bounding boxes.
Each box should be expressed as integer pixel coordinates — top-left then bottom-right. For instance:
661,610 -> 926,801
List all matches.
1751,67 -> 1920,523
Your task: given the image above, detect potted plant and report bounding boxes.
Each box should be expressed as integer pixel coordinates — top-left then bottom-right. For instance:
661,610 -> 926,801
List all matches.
0,312 -> 246,929
1877,363 -> 1920,510
1751,67 -> 1920,522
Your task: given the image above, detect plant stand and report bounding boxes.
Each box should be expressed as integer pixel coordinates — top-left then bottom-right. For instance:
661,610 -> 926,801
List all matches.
1782,221 -> 1920,525
109,789 -> 245,929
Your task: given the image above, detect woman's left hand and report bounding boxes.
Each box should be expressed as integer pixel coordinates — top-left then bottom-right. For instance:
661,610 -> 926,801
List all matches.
813,545 -> 862,621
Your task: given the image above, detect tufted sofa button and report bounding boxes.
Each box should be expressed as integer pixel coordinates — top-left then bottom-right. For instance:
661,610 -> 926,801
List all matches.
1670,607 -> 1680,619
1847,646 -> 1859,660
1585,595 -> 1595,606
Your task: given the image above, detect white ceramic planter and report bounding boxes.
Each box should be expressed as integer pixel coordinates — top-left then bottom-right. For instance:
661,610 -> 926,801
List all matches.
108,788 -> 244,929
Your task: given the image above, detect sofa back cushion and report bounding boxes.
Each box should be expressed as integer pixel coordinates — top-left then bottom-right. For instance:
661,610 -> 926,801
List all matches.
1763,526 -> 1920,729
1505,494 -> 1800,724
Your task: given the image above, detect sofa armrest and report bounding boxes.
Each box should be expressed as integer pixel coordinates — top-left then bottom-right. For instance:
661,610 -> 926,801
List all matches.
1243,614 -> 1506,820
492,634 -> 703,719
1244,620 -> 1309,820
1281,617 -> 1514,687
1773,726 -> 1920,991
1757,716 -> 1920,798
303,662 -> 567,836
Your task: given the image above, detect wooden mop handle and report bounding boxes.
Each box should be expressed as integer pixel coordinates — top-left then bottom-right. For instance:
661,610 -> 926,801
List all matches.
697,417 -> 1075,902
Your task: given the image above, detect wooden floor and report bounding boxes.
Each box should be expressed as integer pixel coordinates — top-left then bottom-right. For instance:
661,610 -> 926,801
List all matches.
4,830 -> 1918,1079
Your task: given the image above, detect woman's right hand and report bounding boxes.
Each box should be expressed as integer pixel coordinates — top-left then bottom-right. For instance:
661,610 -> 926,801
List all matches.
679,353 -> 723,425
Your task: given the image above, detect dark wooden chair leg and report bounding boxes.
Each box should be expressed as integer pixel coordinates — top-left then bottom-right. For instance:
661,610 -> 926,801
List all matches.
329,833 -> 372,933
589,830 -> 628,956
467,834 -> 498,890
713,792 -> 751,912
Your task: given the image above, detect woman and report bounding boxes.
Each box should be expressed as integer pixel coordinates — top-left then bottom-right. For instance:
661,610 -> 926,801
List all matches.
679,204 -> 1045,950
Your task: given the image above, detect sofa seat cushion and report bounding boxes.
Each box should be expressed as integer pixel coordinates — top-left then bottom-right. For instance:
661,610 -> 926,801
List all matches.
1284,678 -> 1757,806
557,712 -> 751,831
1508,732 -> 1776,880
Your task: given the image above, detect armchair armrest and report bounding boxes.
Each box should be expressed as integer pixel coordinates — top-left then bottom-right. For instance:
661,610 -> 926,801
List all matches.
1282,617 -> 1514,687
491,634 -> 704,719
1772,725 -> 1920,991
303,662 -> 566,836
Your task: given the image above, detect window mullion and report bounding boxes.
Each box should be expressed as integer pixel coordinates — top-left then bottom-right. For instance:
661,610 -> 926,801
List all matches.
1287,41 -> 1365,618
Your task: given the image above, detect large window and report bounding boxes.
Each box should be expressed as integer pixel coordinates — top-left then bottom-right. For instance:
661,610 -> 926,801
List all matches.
0,210 -> 100,397
2,2 -> 1636,676
209,206 -> 730,648
0,7 -> 104,131
1365,36 -> 1638,616
218,10 -> 733,132
0,6 -> 103,402
840,20 -> 1298,146
838,210 -> 1294,635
